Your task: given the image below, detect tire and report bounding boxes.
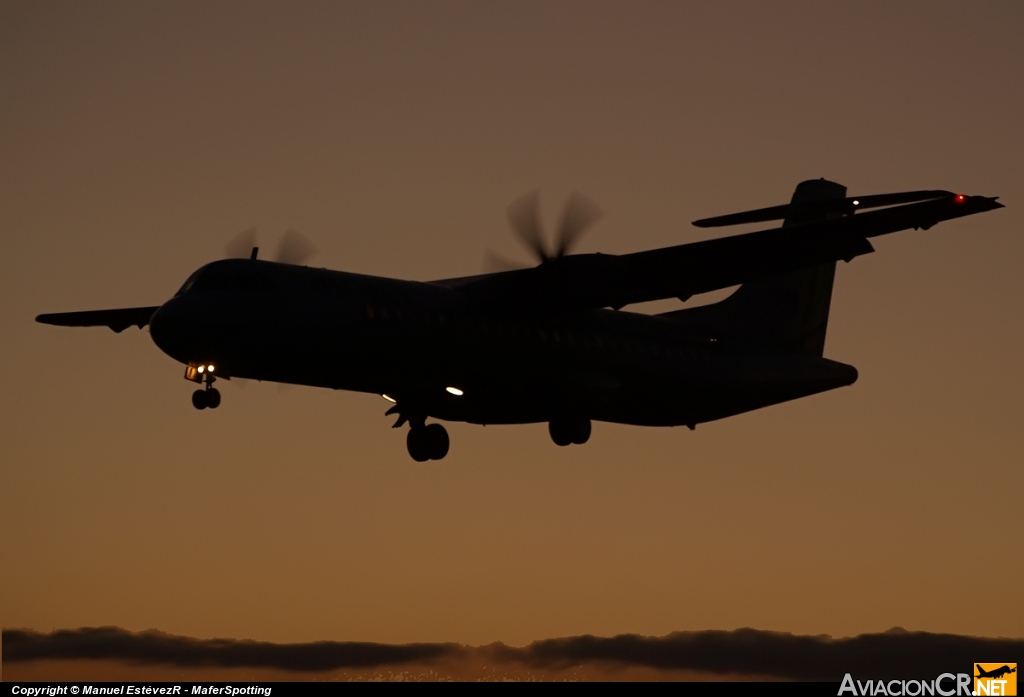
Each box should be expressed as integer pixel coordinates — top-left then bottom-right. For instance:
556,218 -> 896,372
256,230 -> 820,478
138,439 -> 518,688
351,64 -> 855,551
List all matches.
425,423 -> 449,460
192,389 -> 208,410
206,388 -> 221,409
406,428 -> 431,462
548,420 -> 573,447
571,418 -> 591,445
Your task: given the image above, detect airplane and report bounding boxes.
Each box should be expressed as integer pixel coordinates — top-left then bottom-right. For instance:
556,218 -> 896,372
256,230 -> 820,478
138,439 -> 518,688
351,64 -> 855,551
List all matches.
976,666 -> 1016,680
36,179 -> 1003,461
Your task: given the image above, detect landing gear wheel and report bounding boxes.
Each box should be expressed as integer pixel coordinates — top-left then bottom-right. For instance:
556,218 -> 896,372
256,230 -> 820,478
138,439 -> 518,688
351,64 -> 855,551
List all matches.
406,423 -> 450,461
206,388 -> 221,409
571,418 -> 591,445
192,389 -> 208,410
407,427 -> 432,462
549,420 -> 573,447
424,423 -> 449,460
549,418 -> 591,446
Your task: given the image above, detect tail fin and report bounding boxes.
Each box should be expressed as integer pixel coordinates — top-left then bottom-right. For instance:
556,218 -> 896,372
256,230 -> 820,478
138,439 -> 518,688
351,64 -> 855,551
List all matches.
665,179 -> 847,356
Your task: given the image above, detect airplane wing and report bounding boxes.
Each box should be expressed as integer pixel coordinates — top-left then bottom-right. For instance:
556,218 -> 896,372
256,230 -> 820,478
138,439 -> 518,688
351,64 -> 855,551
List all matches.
36,306 -> 161,333
441,193 -> 1002,311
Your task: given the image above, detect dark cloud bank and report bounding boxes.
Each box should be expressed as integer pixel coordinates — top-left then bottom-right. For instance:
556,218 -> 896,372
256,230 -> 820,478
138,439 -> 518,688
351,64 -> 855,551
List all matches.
4,627 -> 1021,680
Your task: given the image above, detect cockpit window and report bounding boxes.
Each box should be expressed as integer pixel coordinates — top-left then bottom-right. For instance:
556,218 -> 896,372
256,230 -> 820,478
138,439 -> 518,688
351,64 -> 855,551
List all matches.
175,270 -> 201,296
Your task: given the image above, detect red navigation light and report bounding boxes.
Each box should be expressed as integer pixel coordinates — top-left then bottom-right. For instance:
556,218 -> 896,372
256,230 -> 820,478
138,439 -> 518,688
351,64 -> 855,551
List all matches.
954,194 -> 966,203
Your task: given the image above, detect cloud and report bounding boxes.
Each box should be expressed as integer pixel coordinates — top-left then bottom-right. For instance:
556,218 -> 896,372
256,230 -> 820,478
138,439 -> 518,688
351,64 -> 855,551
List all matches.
4,626 -> 1022,680
2,627 -> 461,671
497,628 -> 1024,680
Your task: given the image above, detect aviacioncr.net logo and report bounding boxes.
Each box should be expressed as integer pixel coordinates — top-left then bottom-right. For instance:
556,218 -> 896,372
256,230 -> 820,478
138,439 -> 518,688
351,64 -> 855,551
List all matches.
974,663 -> 1017,697
839,673 -> 973,696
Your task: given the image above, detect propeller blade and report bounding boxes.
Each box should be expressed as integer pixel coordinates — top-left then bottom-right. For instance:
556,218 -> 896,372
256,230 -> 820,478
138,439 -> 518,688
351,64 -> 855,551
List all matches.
506,190 -> 550,263
225,228 -> 258,259
554,192 -> 602,258
275,229 -> 318,265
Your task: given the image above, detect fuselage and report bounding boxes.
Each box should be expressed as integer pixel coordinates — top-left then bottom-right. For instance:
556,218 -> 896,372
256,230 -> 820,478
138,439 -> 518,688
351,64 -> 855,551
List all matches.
37,180 -> 1003,461
149,258 -> 857,428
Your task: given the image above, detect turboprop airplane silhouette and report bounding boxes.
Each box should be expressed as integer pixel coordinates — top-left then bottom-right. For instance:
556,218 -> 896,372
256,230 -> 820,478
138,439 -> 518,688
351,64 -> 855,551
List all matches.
36,179 -> 1003,461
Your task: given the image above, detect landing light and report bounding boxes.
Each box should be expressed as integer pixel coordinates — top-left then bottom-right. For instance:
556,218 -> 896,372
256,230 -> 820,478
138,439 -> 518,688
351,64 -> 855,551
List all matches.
197,365 -> 205,374
852,200 -> 859,205
446,387 -> 464,396
382,394 -> 397,403
207,365 -> 215,373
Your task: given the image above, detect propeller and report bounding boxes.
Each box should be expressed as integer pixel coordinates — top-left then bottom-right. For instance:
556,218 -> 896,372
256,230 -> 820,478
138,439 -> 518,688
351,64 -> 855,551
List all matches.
219,228 -> 316,390
223,228 -> 318,265
496,190 -> 603,268
224,227 -> 258,260
276,229 -> 318,265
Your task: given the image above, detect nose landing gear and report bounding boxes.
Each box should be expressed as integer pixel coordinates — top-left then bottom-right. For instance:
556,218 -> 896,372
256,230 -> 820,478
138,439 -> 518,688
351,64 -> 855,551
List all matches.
191,386 -> 221,410
189,366 -> 221,410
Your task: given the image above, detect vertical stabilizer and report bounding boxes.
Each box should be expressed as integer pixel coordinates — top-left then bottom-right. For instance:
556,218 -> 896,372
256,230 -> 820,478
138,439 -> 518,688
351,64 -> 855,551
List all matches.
665,179 -> 847,355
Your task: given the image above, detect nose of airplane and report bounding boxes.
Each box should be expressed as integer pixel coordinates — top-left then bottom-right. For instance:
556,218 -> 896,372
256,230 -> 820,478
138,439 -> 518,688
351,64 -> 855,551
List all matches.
148,297 -> 192,364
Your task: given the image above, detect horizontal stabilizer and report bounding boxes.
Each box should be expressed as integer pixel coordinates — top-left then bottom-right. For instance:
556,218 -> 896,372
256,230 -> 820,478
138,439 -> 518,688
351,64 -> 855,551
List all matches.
692,189 -> 955,228
36,306 -> 161,333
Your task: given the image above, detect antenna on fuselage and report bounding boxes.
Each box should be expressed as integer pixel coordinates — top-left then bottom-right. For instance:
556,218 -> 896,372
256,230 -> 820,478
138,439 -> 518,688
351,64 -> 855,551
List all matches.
224,227 -> 317,265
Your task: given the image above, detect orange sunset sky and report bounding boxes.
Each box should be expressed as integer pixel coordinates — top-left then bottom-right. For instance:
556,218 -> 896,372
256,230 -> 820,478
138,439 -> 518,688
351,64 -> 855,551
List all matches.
2,1 -> 1022,652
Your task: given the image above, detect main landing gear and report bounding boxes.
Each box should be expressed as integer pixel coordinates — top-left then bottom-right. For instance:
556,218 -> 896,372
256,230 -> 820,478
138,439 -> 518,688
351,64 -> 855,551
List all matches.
406,423 -> 450,462
549,417 -> 591,447
386,403 -> 450,461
